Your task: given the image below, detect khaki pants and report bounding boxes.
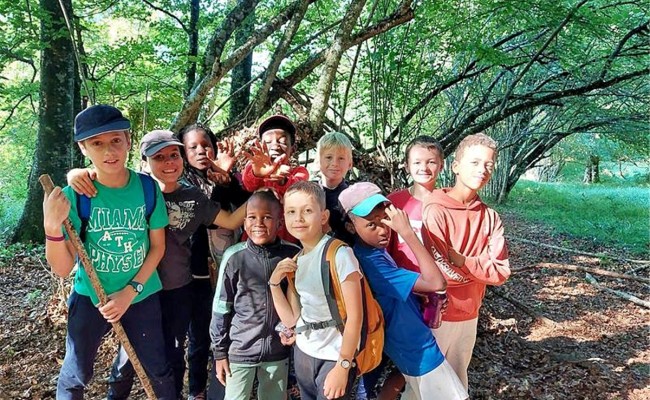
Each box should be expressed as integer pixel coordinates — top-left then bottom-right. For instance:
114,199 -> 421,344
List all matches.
432,318 -> 478,390
224,359 -> 289,400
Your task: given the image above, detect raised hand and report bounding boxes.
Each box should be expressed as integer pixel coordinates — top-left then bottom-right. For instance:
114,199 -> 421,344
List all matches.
213,137 -> 238,173
381,204 -> 413,237
43,186 -> 71,233
243,139 -> 287,178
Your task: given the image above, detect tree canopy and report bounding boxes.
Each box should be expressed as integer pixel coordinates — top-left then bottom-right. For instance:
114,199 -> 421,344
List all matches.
1,0 -> 648,241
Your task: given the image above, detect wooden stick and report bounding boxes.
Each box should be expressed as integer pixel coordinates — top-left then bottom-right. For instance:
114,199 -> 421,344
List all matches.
512,262 -> 650,284
584,273 -> 650,309
489,287 -> 557,327
507,236 -> 650,264
40,174 -> 156,399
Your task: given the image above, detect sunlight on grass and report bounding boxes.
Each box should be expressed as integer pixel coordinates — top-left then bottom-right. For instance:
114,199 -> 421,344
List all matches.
500,181 -> 650,257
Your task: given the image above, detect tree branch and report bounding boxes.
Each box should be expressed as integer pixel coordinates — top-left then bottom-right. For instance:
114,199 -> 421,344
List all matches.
310,0 -> 368,134
141,0 -> 188,32
497,0 -> 590,115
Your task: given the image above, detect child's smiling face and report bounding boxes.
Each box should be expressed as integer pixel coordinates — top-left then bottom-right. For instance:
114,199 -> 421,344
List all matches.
319,146 -> 352,187
147,145 -> 184,185
244,196 -> 282,245
261,129 -> 293,161
407,144 -> 443,190
78,131 -> 131,177
453,144 -> 495,191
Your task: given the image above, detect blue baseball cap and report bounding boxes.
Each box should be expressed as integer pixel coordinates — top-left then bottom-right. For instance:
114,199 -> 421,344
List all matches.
140,130 -> 184,157
339,182 -> 390,217
74,105 -> 131,142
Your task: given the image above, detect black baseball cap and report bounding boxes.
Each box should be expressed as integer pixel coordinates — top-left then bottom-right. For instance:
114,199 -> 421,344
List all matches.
257,115 -> 296,144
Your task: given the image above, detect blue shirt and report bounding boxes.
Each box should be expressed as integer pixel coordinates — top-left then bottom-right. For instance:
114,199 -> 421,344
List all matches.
353,244 -> 444,376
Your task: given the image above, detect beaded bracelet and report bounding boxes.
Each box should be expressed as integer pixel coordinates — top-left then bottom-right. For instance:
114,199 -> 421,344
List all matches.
45,234 -> 65,242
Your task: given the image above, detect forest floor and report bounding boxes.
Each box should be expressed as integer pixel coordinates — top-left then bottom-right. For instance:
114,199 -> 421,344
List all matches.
0,212 -> 648,399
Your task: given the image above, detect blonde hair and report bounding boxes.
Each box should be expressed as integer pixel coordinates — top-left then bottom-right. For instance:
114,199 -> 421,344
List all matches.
317,132 -> 354,157
284,181 -> 326,210
454,133 -> 498,161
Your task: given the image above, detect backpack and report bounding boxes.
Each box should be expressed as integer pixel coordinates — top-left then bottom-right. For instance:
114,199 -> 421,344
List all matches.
76,172 -> 157,242
293,236 -> 385,375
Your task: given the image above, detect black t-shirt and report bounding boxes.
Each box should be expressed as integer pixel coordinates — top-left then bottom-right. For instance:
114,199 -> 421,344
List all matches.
322,180 -> 355,245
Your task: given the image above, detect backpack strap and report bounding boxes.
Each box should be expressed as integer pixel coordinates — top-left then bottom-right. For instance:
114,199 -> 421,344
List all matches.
321,236 -> 348,334
137,172 -> 157,222
292,236 -> 348,335
76,193 -> 92,243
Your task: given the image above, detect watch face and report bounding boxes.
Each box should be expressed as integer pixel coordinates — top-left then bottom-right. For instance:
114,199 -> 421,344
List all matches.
340,359 -> 351,369
130,281 -> 143,293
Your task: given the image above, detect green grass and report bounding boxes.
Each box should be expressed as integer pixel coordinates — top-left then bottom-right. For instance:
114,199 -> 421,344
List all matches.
558,161 -> 650,186
498,180 -> 650,257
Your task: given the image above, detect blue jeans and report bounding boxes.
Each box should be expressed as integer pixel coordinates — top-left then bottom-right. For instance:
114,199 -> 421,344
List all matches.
108,284 -> 194,398
56,291 -> 175,400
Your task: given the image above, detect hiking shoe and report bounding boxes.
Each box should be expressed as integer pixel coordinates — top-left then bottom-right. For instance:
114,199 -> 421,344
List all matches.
188,392 -> 206,400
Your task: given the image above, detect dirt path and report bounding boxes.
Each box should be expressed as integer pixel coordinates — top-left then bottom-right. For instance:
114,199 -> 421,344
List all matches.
0,213 -> 648,399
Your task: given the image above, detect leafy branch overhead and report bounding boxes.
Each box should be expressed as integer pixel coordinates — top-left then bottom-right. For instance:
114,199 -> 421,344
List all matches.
1,0 -> 648,242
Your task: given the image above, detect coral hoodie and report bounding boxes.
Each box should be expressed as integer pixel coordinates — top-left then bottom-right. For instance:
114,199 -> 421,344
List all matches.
422,188 -> 510,321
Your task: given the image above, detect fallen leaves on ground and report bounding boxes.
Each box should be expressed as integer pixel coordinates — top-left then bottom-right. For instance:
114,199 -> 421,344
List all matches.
0,212 -> 647,399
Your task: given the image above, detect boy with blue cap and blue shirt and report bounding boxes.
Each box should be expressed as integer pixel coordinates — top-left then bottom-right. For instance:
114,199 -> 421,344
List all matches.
340,182 -> 468,400
42,105 -> 175,399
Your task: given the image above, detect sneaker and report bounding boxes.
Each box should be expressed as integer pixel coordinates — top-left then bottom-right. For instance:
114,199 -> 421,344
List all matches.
188,392 -> 206,400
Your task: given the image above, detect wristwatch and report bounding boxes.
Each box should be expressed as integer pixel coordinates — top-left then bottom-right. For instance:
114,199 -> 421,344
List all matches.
128,281 -> 144,294
338,358 -> 353,370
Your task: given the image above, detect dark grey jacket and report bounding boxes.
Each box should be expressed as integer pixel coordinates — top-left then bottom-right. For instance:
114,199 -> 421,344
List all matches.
210,238 -> 300,363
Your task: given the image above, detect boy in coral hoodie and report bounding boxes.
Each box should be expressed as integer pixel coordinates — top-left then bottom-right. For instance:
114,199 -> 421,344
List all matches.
422,133 -> 511,390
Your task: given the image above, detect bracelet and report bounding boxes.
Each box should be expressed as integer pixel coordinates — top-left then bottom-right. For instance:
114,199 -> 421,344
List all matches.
268,281 -> 281,287
45,234 -> 65,242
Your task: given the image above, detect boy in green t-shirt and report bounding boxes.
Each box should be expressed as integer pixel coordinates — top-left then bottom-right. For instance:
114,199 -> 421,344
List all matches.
43,105 -> 175,399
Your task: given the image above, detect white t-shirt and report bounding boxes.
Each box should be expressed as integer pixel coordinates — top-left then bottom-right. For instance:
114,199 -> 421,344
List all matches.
295,235 -> 362,361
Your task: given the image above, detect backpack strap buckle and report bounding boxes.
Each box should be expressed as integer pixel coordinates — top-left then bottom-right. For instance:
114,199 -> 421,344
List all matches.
295,319 -> 339,334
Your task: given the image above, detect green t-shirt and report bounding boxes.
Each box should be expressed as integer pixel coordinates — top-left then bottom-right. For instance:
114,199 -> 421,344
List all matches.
63,169 -> 168,305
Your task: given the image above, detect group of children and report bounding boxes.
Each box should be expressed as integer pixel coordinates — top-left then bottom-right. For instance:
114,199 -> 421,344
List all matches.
43,104 -> 510,400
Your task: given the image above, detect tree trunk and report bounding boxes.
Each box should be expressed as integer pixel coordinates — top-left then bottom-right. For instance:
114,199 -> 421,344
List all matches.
228,9 -> 255,124
309,0 -> 367,134
583,154 -> 600,184
12,0 -> 77,243
185,0 -> 200,97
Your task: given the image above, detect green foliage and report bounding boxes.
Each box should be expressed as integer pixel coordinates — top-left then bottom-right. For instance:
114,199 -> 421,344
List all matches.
0,241 -> 40,269
1,0 -> 648,239
500,179 -> 650,257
